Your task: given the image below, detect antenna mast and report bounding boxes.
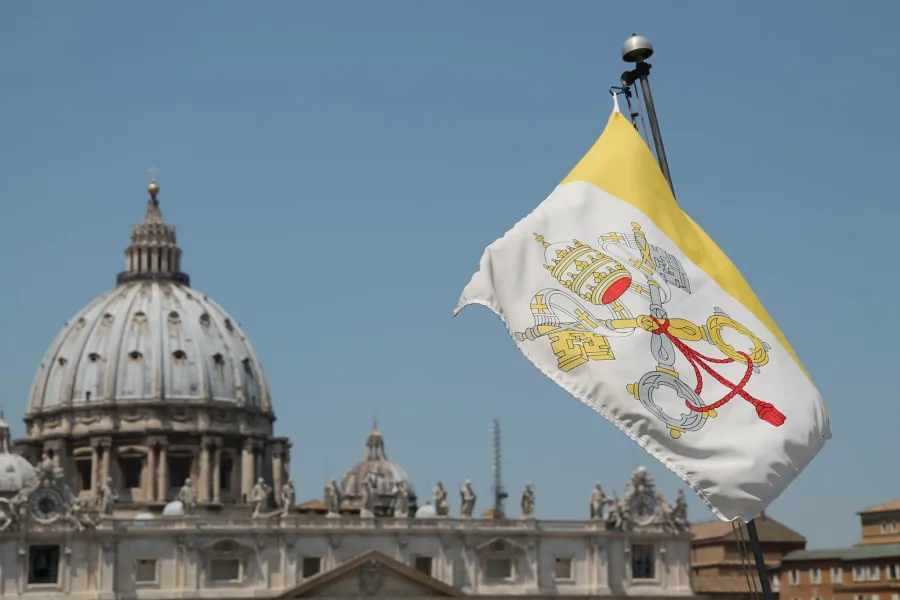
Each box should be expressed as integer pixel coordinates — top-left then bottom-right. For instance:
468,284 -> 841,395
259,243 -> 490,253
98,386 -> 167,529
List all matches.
491,419 -> 508,517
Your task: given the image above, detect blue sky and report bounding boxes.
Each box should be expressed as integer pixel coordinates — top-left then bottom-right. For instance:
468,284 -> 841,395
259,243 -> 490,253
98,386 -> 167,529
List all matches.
1,2 -> 897,548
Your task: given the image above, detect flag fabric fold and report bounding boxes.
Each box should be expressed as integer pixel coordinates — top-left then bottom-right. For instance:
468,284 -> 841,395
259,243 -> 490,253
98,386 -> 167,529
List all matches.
455,110 -> 830,523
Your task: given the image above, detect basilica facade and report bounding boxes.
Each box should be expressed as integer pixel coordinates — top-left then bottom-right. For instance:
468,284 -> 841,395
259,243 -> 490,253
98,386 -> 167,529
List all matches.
0,182 -> 701,599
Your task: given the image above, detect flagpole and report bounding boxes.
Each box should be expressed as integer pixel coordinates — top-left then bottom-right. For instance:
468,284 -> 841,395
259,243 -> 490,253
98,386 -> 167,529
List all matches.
618,34 -> 774,600
620,34 -> 675,196
746,520 -> 775,600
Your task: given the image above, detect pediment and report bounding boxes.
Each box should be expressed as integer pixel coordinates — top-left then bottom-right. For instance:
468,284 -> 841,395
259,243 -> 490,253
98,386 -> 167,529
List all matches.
474,536 -> 527,555
197,537 -> 256,557
278,550 -> 464,598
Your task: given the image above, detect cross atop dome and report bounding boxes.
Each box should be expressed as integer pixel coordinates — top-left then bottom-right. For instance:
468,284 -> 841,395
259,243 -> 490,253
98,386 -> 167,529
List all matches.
144,167 -> 164,224
116,176 -> 191,287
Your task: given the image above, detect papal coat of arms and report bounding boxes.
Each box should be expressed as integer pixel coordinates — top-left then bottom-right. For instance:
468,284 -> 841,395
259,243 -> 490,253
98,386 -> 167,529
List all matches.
514,222 -> 785,439
358,558 -> 384,596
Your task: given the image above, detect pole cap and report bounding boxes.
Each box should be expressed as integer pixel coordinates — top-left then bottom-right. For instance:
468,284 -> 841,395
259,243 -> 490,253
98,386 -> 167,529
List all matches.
622,34 -> 654,63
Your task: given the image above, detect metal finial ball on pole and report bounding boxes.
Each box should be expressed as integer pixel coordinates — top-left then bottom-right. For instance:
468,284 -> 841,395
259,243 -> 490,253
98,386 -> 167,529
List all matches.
622,35 -> 654,63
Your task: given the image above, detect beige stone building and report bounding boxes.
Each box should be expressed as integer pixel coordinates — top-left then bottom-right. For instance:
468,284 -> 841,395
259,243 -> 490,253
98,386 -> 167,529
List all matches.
0,181 -> 701,599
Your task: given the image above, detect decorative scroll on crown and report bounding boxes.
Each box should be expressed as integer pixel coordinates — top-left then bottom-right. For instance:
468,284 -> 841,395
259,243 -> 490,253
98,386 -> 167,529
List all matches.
519,224 -> 784,438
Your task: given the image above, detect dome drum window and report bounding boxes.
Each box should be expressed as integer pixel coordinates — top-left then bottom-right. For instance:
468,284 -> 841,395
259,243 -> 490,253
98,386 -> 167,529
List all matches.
129,350 -> 143,361
172,350 -> 188,361
87,353 -> 101,363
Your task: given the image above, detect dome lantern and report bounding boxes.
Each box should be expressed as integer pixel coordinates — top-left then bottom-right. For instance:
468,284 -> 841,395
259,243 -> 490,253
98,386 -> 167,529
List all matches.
365,419 -> 387,461
0,411 -> 10,454
117,176 -> 190,287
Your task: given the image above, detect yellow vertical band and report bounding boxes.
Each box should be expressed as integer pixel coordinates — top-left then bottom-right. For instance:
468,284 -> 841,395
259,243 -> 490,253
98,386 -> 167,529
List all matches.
561,111 -> 809,380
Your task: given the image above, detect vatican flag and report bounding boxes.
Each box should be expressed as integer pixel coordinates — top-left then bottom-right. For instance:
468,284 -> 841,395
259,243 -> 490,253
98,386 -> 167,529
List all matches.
454,108 -> 831,523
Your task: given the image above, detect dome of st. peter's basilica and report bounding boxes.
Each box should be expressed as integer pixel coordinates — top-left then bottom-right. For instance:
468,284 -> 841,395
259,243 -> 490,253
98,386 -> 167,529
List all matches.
15,181 -> 291,511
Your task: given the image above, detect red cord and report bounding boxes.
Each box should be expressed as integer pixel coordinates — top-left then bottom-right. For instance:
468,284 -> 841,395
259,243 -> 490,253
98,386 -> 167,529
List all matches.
649,317 -> 785,427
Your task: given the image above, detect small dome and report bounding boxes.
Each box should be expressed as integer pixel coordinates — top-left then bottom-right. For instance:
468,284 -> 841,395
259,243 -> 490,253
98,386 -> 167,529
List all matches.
415,503 -> 437,519
339,422 -> 417,515
0,412 -> 34,494
0,453 -> 36,494
162,500 -> 185,517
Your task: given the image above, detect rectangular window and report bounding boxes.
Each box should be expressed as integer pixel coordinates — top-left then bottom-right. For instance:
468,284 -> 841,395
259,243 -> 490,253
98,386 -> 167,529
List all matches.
554,557 -> 573,580
135,559 -> 157,583
631,545 -> 655,580
209,559 -> 241,583
869,566 -> 881,581
887,565 -> 900,580
890,594 -> 899,600
853,566 -> 867,582
168,456 -> 192,492
414,556 -> 433,576
772,574 -> 780,592
484,558 -> 512,581
856,595 -> 866,600
811,568 -> 822,584
892,523 -> 898,533
882,523 -> 889,534
872,595 -> 880,600
219,456 -> 233,491
28,546 -> 61,585
76,459 -> 92,491
790,570 -> 801,585
119,457 -> 143,489
831,567 -> 844,583
302,557 -> 322,579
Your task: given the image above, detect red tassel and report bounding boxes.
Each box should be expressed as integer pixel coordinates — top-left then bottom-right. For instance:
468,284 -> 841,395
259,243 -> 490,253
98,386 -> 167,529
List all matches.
755,402 -> 786,427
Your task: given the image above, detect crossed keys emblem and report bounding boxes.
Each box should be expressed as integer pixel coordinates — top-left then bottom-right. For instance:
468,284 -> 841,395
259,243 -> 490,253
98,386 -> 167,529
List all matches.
515,224 -> 785,438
